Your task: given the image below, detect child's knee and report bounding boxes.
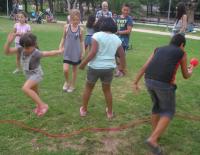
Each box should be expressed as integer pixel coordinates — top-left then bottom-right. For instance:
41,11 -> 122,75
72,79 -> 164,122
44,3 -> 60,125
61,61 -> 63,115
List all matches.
22,85 -> 29,93
63,68 -> 69,73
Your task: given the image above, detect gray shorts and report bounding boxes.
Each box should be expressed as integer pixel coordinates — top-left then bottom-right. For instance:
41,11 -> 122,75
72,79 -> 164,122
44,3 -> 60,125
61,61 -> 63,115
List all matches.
87,67 -> 114,84
145,78 -> 177,119
25,71 -> 43,83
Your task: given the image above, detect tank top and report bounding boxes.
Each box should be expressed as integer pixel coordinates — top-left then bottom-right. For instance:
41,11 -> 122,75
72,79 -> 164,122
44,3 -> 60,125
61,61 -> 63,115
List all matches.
64,25 -> 81,63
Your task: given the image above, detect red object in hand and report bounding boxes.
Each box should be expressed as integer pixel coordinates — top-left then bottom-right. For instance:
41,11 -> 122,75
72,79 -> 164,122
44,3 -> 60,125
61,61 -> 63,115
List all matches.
190,58 -> 199,67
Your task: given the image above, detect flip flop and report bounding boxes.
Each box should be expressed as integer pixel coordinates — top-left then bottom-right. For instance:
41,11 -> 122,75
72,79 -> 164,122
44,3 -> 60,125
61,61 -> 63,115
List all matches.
145,140 -> 163,155
36,105 -> 49,117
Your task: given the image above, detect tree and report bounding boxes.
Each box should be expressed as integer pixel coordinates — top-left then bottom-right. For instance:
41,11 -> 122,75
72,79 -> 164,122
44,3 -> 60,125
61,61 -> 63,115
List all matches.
184,0 -> 198,24
23,0 -> 28,13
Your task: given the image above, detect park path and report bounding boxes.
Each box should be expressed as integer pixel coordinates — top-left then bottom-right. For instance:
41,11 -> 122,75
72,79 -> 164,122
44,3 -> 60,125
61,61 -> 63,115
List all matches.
57,20 -> 200,40
133,28 -> 200,40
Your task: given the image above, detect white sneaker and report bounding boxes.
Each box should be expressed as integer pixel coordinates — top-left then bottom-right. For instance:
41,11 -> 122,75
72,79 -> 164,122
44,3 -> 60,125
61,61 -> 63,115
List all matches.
62,82 -> 69,91
13,68 -> 20,74
67,86 -> 75,93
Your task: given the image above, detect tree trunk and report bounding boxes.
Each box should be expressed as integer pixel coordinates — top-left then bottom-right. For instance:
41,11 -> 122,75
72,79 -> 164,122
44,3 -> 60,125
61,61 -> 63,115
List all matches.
186,1 -> 198,24
23,0 -> 28,13
48,0 -> 53,13
66,0 -> 71,12
40,0 -> 43,12
73,0 -> 78,9
34,0 -> 38,12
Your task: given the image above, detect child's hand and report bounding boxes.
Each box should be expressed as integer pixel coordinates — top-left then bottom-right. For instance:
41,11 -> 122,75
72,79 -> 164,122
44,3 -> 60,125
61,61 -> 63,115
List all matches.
79,63 -> 85,70
132,82 -> 140,93
188,65 -> 193,74
58,47 -> 64,54
7,33 -> 16,43
15,32 -> 22,36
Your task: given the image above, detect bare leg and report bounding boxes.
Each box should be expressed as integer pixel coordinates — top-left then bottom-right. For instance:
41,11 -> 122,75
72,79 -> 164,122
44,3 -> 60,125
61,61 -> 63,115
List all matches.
151,114 -> 160,131
22,80 -> 47,109
63,63 -> 70,84
82,82 -> 95,111
102,83 -> 112,114
147,116 -> 171,146
16,51 -> 21,69
71,65 -> 78,88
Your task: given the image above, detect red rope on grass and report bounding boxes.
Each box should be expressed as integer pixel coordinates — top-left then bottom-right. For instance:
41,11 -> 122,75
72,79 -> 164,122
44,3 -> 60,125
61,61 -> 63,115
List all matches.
0,113 -> 199,139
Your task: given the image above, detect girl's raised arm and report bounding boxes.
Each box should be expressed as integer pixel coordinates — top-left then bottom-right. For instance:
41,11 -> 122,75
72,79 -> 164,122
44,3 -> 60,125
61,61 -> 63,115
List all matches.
4,33 -> 18,55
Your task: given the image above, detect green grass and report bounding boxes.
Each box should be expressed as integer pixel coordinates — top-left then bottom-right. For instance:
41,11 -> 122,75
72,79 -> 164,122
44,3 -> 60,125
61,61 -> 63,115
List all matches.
0,17 -> 200,155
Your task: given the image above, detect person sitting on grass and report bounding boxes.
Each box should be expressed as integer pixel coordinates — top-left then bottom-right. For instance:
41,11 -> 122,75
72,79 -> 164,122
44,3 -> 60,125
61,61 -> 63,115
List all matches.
133,34 -> 193,155
79,17 -> 126,119
4,33 -> 63,117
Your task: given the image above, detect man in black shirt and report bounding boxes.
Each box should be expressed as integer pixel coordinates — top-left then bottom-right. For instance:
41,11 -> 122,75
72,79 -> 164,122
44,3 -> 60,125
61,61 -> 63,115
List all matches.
133,34 -> 193,155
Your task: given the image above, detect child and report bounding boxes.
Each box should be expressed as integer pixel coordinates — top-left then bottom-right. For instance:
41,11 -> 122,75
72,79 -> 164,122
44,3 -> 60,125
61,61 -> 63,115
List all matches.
59,9 -> 85,93
4,33 -> 63,117
172,2 -> 187,36
115,3 -> 133,77
133,34 -> 193,155
85,15 -> 96,52
79,17 -> 126,119
13,11 -> 31,74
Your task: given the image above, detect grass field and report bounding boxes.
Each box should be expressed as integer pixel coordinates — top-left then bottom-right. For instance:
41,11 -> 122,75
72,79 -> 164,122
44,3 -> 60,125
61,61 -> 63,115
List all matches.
0,17 -> 200,155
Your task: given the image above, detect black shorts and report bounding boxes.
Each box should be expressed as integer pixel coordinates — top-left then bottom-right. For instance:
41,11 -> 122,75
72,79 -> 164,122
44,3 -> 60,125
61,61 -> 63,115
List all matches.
87,67 -> 114,84
145,78 -> 177,119
63,60 -> 81,65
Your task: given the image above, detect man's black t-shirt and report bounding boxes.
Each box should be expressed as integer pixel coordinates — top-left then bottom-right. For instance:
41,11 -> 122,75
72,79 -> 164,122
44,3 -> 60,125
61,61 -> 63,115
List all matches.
145,45 -> 185,83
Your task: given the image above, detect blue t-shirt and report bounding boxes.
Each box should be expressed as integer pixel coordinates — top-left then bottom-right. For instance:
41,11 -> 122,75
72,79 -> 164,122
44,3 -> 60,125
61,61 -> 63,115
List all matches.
88,32 -> 122,69
96,10 -> 112,20
115,15 -> 133,48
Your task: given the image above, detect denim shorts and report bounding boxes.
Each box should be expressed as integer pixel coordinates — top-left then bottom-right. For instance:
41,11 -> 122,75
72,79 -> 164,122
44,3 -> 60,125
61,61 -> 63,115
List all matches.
85,35 -> 92,46
145,78 -> 177,119
87,67 -> 114,84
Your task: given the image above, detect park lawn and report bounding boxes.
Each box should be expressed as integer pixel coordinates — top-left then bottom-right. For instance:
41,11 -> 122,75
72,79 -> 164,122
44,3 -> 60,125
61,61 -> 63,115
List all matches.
0,17 -> 200,155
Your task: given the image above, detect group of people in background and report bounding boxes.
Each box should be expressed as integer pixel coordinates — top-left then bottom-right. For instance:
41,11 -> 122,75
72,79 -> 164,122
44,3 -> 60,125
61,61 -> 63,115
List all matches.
3,1 -> 195,155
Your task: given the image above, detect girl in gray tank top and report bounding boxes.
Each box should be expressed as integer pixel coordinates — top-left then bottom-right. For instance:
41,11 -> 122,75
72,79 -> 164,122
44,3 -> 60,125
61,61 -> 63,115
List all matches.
4,33 -> 62,117
59,9 -> 84,93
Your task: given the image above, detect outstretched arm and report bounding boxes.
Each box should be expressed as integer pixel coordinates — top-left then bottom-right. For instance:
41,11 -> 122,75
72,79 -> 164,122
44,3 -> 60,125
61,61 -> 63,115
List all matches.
133,53 -> 154,91
79,39 -> 98,70
4,33 -> 18,55
41,48 -> 63,57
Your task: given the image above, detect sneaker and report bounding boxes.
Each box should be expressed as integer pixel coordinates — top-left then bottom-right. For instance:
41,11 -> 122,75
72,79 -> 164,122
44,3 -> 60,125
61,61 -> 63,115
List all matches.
67,86 -> 75,93
62,82 -> 68,91
80,106 -> 87,117
13,68 -> 20,74
106,107 -> 113,119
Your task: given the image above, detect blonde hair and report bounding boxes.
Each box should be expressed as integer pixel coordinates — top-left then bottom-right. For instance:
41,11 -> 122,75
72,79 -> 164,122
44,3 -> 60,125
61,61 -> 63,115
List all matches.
70,9 -> 81,19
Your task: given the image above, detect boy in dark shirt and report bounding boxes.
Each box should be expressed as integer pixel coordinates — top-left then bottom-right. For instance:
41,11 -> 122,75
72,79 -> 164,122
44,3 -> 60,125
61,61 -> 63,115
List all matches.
133,34 -> 193,155
115,3 -> 133,77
